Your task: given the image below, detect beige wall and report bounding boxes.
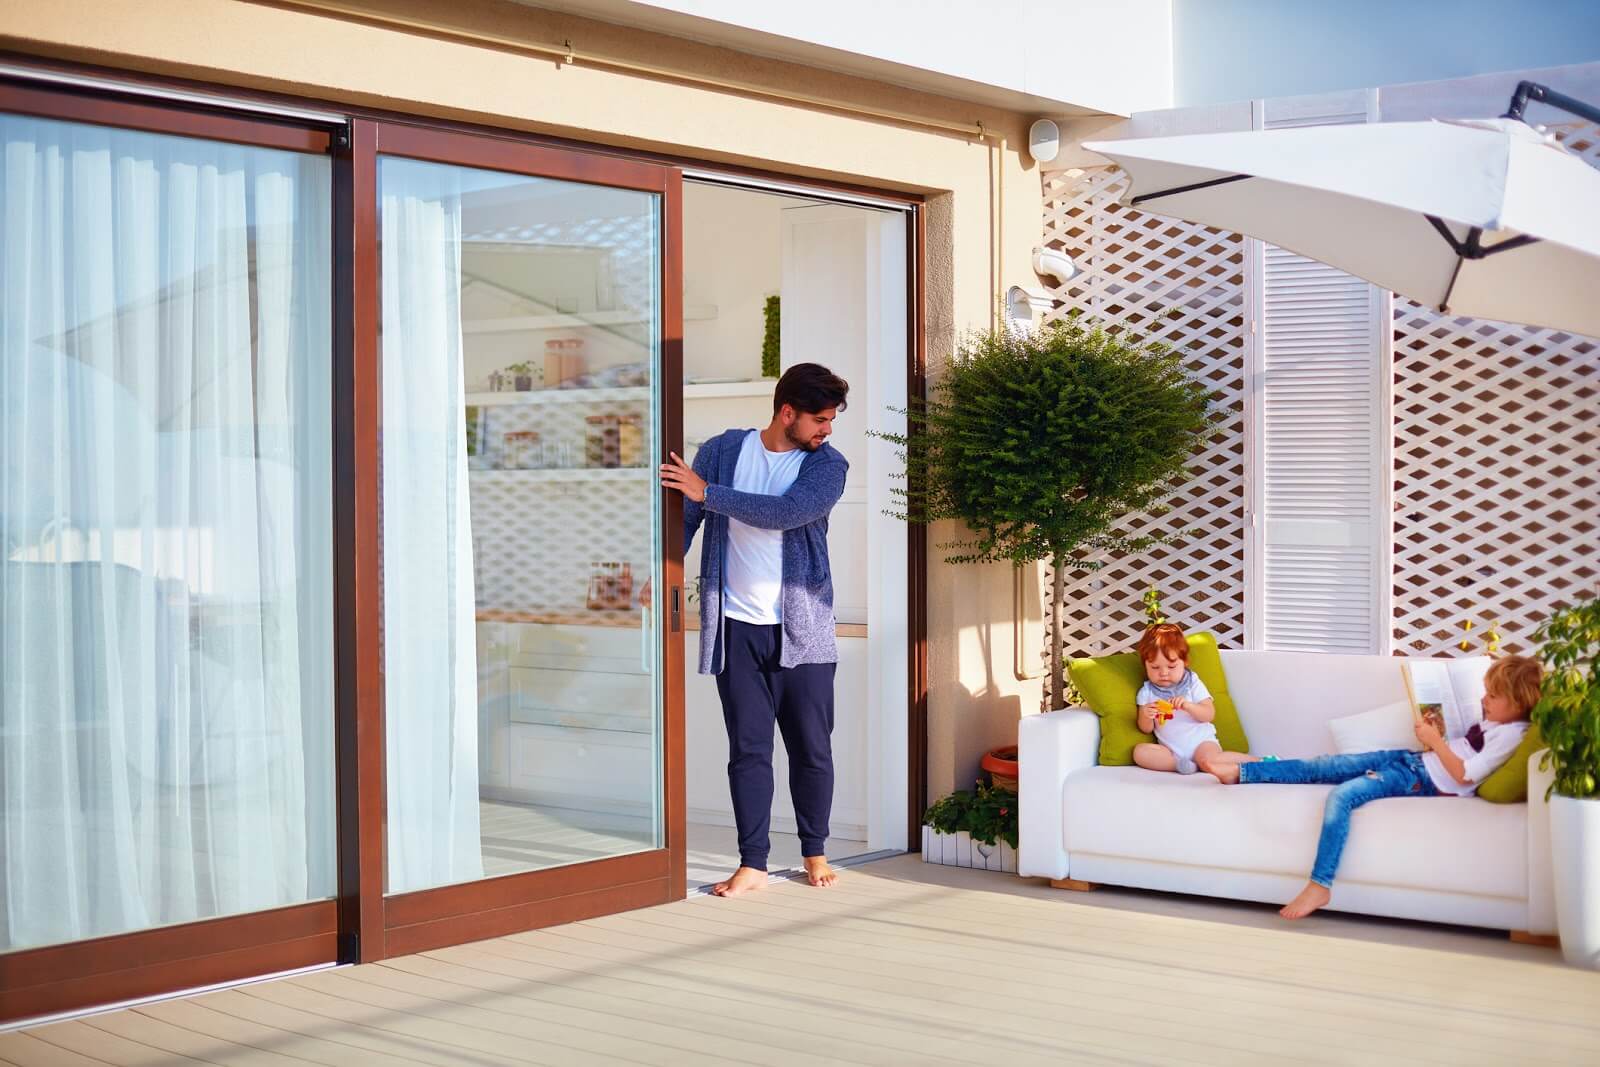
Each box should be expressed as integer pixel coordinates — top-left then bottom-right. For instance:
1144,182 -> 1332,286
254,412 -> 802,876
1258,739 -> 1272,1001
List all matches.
1,0 -> 1049,800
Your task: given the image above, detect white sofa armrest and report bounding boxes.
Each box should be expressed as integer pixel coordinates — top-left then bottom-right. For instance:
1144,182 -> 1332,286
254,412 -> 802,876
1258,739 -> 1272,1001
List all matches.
1018,709 -> 1100,880
1527,748 -> 1557,936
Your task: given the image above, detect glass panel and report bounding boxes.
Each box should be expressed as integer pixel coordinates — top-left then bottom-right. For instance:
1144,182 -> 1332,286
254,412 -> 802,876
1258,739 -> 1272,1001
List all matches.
0,115 -> 335,951
379,157 -> 661,895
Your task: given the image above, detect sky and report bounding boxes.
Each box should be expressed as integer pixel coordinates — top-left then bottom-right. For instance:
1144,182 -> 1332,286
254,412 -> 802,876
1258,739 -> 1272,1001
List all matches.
1173,0 -> 1600,106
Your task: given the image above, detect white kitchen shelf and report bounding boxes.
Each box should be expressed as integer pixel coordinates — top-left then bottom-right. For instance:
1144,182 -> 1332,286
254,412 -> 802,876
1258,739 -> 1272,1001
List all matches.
468,466 -> 650,483
465,379 -> 774,407
683,379 -> 777,399
466,386 -> 647,407
463,304 -> 716,334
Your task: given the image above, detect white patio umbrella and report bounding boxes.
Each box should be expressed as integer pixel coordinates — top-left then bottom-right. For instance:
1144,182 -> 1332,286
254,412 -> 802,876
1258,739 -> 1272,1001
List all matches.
1083,83 -> 1600,338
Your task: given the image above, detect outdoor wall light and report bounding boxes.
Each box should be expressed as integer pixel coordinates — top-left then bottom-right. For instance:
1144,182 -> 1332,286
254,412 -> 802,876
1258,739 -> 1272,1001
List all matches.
1028,118 -> 1060,163
1032,246 -> 1076,284
1005,284 -> 1054,334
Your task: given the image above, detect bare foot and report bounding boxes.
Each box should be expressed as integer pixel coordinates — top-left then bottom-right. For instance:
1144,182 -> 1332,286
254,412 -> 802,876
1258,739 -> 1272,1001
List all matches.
711,866 -> 768,897
803,856 -> 838,888
1212,763 -> 1241,784
1279,881 -> 1331,920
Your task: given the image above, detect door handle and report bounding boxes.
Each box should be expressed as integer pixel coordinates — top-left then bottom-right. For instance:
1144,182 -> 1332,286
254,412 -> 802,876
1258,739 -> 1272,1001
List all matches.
670,585 -> 681,633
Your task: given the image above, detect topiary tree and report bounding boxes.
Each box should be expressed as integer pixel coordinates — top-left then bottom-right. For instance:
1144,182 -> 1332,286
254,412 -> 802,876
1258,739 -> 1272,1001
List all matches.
881,312 -> 1215,706
761,295 -> 781,379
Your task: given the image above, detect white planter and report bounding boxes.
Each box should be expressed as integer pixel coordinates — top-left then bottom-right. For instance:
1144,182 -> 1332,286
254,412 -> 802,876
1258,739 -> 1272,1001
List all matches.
921,826 -> 1017,873
1550,793 -> 1600,969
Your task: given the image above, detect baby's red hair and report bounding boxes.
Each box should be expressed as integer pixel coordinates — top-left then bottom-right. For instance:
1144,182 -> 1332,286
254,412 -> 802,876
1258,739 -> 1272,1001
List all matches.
1137,623 -> 1189,663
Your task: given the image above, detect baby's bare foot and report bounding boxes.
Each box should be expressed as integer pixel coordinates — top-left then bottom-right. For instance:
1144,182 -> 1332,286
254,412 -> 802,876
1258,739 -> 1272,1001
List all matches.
711,866 -> 768,897
1279,882 -> 1331,920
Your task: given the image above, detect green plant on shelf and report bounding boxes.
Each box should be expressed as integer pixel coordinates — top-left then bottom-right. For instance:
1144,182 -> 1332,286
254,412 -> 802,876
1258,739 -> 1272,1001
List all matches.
761,294 -> 781,379
923,781 -> 1018,849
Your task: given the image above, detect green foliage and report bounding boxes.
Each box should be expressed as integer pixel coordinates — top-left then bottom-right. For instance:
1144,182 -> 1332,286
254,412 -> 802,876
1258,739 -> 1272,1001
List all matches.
1142,585 -> 1165,626
923,782 -> 1018,849
1533,593 -> 1600,800
761,295 -> 781,379
879,313 -> 1215,567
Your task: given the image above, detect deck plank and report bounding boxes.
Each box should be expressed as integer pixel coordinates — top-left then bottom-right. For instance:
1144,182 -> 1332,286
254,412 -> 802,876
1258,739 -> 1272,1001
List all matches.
9,855 -> 1600,1066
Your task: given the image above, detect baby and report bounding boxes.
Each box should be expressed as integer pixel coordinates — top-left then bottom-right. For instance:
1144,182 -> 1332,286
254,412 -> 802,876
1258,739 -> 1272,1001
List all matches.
1133,623 -> 1253,777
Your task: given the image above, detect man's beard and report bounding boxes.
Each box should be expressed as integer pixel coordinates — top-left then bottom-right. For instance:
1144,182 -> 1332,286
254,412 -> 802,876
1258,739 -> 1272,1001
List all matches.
784,422 -> 821,451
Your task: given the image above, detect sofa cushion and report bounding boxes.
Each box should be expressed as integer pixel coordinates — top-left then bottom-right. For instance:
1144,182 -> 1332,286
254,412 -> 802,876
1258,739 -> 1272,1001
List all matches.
1328,700 -> 1422,755
1061,766 -> 1526,899
1477,723 -> 1545,804
1219,650 -> 1411,759
1068,632 -> 1249,766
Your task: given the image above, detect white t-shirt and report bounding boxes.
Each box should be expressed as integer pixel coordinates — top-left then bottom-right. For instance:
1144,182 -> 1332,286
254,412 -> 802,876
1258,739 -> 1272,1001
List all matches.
1136,670 -> 1218,760
1423,719 -> 1529,796
723,430 -> 806,625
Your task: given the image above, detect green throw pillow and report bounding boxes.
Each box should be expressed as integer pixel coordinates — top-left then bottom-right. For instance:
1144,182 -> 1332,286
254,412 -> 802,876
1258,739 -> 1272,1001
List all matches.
1476,722 -> 1544,804
1067,631 -> 1250,766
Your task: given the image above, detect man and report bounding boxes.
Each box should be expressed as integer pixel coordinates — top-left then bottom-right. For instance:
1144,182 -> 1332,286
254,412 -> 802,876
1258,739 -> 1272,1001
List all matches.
659,362 -> 850,897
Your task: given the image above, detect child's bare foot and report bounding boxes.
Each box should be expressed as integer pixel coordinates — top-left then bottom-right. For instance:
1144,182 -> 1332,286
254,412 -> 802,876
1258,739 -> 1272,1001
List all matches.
803,855 -> 838,887
1279,881 -> 1331,920
1212,763 -> 1241,784
711,866 -> 768,897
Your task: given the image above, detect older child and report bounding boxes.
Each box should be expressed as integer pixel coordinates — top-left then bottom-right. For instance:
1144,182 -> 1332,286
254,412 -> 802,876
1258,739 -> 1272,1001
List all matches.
1133,623 -> 1254,777
1216,654 -> 1542,920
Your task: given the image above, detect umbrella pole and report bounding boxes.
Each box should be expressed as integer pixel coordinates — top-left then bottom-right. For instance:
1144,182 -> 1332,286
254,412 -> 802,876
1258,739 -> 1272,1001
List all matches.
1503,80 -> 1600,126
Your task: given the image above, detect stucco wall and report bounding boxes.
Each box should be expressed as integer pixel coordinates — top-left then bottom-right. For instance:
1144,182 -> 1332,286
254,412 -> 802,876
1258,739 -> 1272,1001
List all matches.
1,0 -> 1049,802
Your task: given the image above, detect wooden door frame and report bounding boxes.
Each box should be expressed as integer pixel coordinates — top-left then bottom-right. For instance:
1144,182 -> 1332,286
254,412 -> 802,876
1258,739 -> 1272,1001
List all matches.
349,118 -> 687,961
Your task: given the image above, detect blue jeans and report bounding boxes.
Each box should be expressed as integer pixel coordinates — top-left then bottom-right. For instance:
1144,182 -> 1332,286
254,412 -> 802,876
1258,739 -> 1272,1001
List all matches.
1239,750 -> 1438,888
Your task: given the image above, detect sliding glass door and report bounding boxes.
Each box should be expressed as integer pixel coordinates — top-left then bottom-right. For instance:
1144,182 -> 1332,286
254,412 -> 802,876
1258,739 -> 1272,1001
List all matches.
1,92 -> 339,1018
0,84 -> 685,1019
368,125 -> 684,954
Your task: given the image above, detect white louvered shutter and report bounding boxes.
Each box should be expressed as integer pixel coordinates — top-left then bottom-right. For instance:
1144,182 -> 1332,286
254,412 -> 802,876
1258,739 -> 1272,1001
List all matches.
1245,91 -> 1391,654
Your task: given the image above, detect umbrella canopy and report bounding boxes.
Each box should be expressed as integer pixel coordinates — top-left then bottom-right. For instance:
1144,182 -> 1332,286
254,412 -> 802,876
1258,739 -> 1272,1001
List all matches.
1084,117 -> 1600,338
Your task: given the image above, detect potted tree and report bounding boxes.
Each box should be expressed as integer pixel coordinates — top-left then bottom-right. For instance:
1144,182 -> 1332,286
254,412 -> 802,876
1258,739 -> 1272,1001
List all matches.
883,312 -> 1213,711
1532,592 -> 1600,968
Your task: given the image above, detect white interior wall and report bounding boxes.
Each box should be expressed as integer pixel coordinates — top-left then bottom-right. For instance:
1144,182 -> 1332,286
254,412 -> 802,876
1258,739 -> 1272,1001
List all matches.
683,183 -> 782,383
680,183 -> 906,852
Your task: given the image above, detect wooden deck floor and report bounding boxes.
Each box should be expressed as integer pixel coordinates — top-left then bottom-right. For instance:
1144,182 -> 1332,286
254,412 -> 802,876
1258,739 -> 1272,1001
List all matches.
6,855 -> 1599,1066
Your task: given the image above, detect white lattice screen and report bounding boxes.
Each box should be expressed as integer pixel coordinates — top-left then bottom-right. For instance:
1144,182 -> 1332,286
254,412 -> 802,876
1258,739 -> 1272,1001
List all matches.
1390,116 -> 1600,657
1038,165 -> 1248,663
1041,120 -> 1600,672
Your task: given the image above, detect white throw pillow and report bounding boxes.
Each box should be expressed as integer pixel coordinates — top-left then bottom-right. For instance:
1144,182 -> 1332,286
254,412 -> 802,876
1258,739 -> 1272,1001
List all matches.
1328,700 -> 1423,754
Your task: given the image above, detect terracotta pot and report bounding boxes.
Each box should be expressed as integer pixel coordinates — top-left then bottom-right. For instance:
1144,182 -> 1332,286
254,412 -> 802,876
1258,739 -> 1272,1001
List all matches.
981,745 -> 1018,792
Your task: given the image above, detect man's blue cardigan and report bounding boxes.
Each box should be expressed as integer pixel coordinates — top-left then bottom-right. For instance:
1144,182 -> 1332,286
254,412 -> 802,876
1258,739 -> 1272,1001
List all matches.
682,427 -> 848,675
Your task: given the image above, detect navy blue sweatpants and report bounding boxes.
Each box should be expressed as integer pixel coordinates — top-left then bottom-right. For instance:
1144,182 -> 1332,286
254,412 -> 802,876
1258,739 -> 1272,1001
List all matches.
715,619 -> 836,871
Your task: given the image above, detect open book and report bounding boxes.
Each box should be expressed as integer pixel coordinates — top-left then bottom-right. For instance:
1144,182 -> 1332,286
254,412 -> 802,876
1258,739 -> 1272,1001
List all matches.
1400,656 -> 1491,741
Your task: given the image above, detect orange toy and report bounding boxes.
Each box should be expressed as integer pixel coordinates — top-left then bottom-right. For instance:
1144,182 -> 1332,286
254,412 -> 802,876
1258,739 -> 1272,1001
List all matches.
1153,699 -> 1175,724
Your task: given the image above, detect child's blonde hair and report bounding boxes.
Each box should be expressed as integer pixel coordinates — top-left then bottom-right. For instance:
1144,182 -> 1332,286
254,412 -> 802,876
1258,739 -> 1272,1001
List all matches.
1137,623 -> 1189,663
1485,655 -> 1542,716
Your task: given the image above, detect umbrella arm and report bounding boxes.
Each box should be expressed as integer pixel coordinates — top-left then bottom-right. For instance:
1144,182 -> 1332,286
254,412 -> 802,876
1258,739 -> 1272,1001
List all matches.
1504,80 -> 1600,127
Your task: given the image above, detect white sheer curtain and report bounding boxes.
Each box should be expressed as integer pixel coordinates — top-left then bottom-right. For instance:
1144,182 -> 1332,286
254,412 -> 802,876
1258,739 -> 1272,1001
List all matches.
0,117 -> 334,950
379,159 -> 484,893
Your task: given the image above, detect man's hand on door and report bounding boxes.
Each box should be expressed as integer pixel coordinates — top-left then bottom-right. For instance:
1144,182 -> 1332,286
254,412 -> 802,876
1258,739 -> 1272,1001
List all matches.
659,451 -> 706,502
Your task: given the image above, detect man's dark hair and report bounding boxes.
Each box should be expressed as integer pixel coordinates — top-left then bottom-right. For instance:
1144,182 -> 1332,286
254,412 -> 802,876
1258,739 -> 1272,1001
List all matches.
773,362 -> 849,415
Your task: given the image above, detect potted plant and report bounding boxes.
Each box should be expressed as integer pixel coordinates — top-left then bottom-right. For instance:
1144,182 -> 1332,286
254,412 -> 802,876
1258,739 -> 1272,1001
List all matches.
922,782 -> 1018,872
507,362 -> 535,391
881,312 -> 1213,709
1532,592 -> 1600,968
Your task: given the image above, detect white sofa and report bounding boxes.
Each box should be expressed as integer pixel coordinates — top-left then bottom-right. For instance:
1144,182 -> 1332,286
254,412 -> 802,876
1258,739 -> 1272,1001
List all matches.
1019,650 -> 1556,934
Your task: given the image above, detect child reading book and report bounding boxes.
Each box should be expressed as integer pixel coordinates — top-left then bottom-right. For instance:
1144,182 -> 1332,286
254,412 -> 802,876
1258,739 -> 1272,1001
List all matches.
1215,654 -> 1542,920
1132,623 -> 1254,777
